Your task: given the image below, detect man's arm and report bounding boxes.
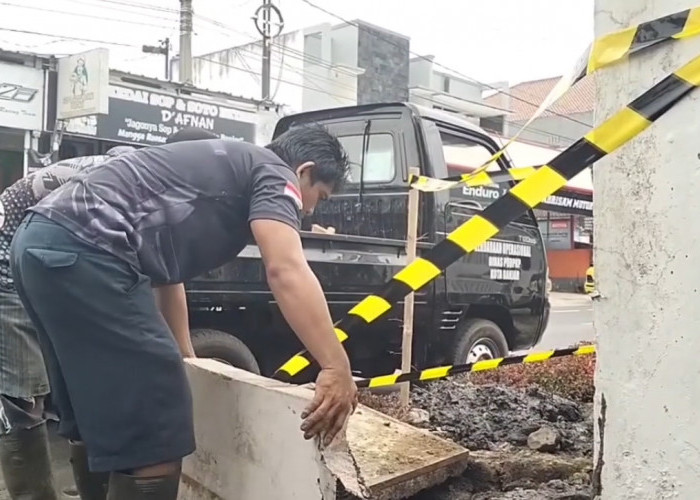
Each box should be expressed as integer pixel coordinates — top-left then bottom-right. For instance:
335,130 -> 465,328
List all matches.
251,218 -> 357,445
153,283 -> 196,358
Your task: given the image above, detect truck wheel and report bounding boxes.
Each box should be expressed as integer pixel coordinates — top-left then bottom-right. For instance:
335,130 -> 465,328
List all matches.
451,319 -> 509,365
191,328 -> 261,374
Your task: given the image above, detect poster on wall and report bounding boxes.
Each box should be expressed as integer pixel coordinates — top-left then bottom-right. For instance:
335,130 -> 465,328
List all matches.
57,48 -> 110,120
0,62 -> 44,130
66,84 -> 256,145
547,220 -> 572,250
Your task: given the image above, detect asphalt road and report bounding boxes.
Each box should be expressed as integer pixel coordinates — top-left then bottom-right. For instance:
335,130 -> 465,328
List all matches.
533,292 -> 594,351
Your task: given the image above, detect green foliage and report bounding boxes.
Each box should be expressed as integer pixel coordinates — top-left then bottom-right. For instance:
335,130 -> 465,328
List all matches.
470,353 -> 596,402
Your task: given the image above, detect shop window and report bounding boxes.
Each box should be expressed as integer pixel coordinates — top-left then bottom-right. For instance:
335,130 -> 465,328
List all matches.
59,138 -> 97,161
0,150 -> 23,191
337,133 -> 395,184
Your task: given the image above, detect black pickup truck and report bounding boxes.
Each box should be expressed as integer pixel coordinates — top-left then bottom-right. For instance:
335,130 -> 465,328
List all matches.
187,102 -> 551,379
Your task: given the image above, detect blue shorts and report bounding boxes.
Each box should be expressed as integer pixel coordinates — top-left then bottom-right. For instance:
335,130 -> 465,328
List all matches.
10,213 -> 195,473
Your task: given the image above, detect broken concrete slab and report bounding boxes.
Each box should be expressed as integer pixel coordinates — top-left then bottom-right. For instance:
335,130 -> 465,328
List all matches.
180,358 -> 348,500
181,359 -> 470,500
346,406 -> 469,500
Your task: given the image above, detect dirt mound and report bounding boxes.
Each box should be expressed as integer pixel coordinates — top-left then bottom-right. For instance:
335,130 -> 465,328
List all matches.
410,379 -> 593,456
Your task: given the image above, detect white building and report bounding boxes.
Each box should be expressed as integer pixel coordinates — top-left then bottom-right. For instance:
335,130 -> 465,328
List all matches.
188,19 -> 502,125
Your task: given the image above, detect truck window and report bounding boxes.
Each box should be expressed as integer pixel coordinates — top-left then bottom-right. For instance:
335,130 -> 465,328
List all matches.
337,133 -> 396,184
439,130 -> 505,210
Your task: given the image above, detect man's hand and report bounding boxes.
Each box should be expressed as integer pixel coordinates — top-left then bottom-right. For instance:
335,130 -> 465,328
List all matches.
153,283 -> 195,358
301,367 -> 358,445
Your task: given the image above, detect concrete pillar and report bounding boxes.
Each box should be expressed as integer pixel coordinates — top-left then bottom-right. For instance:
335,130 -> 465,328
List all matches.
593,1 -> 700,498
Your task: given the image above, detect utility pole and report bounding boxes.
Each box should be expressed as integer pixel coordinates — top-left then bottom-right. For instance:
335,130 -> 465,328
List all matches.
142,38 -> 170,80
254,1 -> 284,102
400,167 -> 420,407
261,0 -> 271,101
593,0 -> 700,498
179,0 -> 193,84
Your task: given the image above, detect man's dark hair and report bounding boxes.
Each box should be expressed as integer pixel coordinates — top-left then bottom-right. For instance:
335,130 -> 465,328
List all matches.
265,123 -> 349,191
166,127 -> 219,143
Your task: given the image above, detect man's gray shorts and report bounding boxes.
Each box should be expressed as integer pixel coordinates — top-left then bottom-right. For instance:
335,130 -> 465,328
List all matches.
0,288 -> 50,398
0,287 -> 50,435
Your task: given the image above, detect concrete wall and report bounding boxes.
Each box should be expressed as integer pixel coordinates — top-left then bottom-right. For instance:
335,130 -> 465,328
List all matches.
180,359 -> 470,500
593,0 -> 700,498
547,249 -> 591,293
193,32 -> 306,113
409,56 -> 434,89
302,25 -> 359,111
356,21 -> 410,104
507,112 -> 593,148
442,73 -> 483,102
181,359 -> 341,500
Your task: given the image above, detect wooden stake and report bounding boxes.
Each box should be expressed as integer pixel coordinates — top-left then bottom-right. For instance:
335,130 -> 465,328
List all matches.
400,167 -> 420,407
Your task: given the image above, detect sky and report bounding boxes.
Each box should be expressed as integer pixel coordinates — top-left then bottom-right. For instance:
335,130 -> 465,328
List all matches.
0,0 -> 594,87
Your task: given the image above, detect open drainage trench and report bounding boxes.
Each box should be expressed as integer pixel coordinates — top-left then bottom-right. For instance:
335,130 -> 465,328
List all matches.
356,379 -> 594,500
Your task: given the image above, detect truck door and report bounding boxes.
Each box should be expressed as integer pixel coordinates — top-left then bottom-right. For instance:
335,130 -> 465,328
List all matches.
423,120 -> 549,350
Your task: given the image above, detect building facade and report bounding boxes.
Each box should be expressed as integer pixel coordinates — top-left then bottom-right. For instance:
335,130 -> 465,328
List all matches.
59,70 -> 275,160
0,50 -> 51,190
483,76 -> 594,149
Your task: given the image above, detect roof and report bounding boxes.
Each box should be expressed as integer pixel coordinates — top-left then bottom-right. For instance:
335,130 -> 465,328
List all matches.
484,76 -> 595,122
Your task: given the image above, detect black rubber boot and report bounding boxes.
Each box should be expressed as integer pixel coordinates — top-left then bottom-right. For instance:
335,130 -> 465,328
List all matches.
106,470 -> 180,500
0,422 -> 58,500
68,441 -> 109,500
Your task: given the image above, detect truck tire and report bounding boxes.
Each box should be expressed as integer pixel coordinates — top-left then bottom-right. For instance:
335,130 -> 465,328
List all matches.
451,319 -> 509,365
191,328 -> 261,374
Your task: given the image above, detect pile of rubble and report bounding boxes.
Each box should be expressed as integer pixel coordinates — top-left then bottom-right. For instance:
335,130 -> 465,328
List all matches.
410,380 -> 593,456
358,378 -> 594,499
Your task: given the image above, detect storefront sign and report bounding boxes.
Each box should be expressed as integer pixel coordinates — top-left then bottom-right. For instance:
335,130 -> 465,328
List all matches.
67,84 -> 256,145
459,184 -> 593,217
0,62 -> 44,130
540,219 -> 572,250
57,48 -> 110,120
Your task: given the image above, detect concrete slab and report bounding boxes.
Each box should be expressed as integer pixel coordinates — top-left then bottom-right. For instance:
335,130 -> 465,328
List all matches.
346,406 -> 470,500
182,359 -> 470,500
180,358 -> 345,500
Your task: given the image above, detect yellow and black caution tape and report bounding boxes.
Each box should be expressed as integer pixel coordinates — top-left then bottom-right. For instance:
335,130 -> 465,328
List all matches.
576,6 -> 700,82
409,166 -> 540,193
272,53 -> 700,383
462,6 -> 700,184
355,345 -> 596,389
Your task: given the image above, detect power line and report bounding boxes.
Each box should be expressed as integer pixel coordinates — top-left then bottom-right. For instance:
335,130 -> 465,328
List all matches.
296,0 -> 593,129
0,2 -> 175,30
62,0 -> 179,23
198,56 -> 354,103
88,0 -> 179,15
190,4 -> 586,140
0,1 -> 580,144
0,26 -> 141,47
225,42 -> 580,143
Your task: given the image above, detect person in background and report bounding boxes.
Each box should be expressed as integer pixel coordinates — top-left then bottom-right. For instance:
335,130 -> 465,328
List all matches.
0,127 -> 217,500
9,123 -> 357,500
